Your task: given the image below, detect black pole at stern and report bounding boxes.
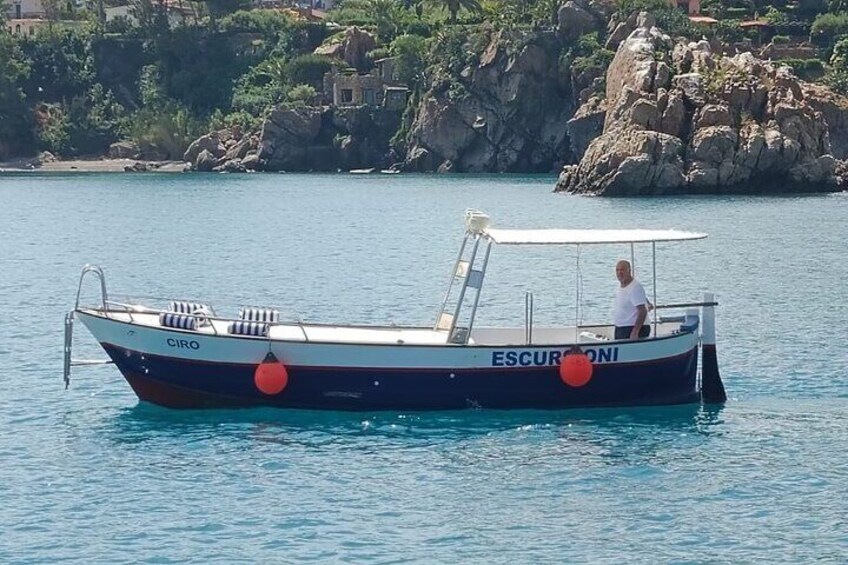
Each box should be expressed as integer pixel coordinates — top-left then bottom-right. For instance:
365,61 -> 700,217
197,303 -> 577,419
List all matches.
700,293 -> 727,404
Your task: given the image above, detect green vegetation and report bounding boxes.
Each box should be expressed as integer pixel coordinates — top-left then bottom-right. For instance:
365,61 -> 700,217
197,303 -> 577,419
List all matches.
810,11 -> 848,48
0,32 -> 35,157
566,32 -> 614,74
390,34 -> 427,87
0,5 -> 328,159
780,57 -> 826,79
3,0 -> 848,161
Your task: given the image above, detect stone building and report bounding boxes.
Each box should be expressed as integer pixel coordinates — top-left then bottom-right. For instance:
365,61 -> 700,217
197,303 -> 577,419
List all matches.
325,69 -> 385,106
5,0 -> 45,20
323,60 -> 409,110
6,18 -> 41,35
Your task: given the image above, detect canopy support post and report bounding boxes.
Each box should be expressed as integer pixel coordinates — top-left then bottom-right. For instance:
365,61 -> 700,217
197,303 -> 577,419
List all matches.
651,242 -> 658,336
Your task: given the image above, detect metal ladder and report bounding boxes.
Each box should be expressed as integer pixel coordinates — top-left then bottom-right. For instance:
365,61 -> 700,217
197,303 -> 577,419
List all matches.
434,231 -> 493,344
64,264 -> 114,388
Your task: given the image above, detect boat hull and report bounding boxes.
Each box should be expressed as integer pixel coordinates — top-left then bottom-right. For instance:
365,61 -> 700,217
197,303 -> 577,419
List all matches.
81,312 -> 700,410
101,344 -> 699,410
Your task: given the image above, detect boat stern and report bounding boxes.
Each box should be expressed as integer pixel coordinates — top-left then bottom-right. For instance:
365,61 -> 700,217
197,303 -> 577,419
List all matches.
700,292 -> 727,403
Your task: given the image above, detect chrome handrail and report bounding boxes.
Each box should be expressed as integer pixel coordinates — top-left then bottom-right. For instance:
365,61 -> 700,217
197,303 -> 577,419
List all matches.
75,264 -> 108,311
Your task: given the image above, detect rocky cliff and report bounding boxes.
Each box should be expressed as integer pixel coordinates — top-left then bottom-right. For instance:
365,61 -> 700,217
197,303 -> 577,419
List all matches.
180,16 -> 848,189
401,30 -> 577,173
183,105 -> 402,172
556,15 -> 848,194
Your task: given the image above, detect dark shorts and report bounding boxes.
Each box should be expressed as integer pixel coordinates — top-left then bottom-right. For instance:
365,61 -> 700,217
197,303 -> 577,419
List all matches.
614,325 -> 651,340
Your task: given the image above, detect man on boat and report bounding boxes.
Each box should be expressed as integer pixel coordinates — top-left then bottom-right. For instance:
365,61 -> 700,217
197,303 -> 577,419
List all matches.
613,260 -> 651,340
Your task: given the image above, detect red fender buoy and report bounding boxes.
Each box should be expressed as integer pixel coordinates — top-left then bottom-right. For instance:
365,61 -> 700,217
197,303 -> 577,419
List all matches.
560,348 -> 593,387
254,352 -> 289,395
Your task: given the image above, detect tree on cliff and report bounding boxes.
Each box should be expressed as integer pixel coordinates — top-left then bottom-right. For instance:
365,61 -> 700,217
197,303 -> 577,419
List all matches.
0,32 -> 35,158
428,0 -> 481,24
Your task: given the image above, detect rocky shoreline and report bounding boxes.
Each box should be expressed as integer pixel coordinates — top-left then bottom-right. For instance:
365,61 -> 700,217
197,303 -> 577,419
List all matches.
554,14 -> 848,195
5,16 -> 848,194
171,15 -> 848,194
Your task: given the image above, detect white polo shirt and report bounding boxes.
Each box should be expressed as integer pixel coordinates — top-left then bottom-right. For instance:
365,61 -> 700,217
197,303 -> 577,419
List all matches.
613,280 -> 648,326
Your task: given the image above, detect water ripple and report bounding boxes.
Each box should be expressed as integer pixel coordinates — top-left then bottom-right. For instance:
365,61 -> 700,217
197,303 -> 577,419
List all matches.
1,175 -> 847,562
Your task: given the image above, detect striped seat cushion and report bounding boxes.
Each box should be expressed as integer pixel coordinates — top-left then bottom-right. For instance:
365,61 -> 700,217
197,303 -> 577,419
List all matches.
170,301 -> 210,314
228,320 -> 269,337
170,301 -> 212,326
239,307 -> 279,323
159,312 -> 198,330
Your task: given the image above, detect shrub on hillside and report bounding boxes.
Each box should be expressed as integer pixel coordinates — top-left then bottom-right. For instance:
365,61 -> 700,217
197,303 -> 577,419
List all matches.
285,54 -> 336,90
810,12 -> 848,48
779,58 -> 825,80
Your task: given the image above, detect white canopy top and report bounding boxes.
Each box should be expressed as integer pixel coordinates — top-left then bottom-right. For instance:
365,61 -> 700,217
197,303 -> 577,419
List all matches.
483,228 -> 707,245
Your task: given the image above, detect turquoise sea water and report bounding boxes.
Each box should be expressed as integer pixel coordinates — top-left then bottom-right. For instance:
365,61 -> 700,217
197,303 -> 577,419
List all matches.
1,173 -> 847,563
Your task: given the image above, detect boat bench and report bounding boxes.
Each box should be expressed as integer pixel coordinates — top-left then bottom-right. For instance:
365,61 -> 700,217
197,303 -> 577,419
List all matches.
160,312 -> 199,330
226,307 -> 279,337
169,301 -> 212,315
227,320 -> 269,337
238,307 -> 279,323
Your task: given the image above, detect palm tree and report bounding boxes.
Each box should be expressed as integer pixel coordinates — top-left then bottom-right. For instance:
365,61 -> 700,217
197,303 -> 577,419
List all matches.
369,0 -> 405,42
428,0 -> 482,24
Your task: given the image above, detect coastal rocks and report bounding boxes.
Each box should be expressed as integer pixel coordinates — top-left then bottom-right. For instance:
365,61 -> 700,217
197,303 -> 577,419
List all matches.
258,106 -> 330,171
605,10 -> 653,52
558,128 -> 686,196
557,0 -> 614,43
122,161 -> 191,173
38,151 -> 57,163
401,31 -> 574,172
566,96 -> 606,159
183,129 -> 261,172
108,141 -> 139,159
185,104 -> 402,173
184,134 -> 226,165
195,150 -> 218,172
257,106 -> 332,171
556,20 -> 846,194
801,82 -> 848,160
313,27 -> 376,70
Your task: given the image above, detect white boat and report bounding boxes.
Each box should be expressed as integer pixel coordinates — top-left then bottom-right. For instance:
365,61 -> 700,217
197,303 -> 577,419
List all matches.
64,211 -> 726,410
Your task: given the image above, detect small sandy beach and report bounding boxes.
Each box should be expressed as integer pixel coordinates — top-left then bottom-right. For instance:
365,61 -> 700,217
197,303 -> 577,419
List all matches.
0,157 -> 190,173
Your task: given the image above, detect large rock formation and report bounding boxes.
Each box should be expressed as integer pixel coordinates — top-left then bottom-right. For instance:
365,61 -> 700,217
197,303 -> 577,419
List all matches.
401,31 -> 575,173
802,82 -> 848,160
183,103 -> 402,173
556,0 -> 615,43
556,17 -> 847,195
313,27 -> 376,71
184,128 -> 260,172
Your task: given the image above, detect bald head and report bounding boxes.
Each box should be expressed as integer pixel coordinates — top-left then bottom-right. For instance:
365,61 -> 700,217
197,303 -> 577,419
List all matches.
615,260 -> 633,287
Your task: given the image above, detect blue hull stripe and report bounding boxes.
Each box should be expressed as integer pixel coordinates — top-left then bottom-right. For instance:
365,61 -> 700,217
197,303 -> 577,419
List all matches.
102,344 -> 699,410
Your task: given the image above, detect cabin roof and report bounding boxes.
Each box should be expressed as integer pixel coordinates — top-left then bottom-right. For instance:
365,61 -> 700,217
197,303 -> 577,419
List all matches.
483,228 -> 707,245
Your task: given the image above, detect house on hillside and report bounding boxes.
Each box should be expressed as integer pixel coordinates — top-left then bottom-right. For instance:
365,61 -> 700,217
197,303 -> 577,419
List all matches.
6,0 -> 46,20
668,0 -> 700,15
6,0 -> 82,36
7,18 -> 43,35
104,5 -> 137,24
100,2 -> 198,27
323,61 -> 409,110
253,0 -> 336,10
7,18 -> 85,34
